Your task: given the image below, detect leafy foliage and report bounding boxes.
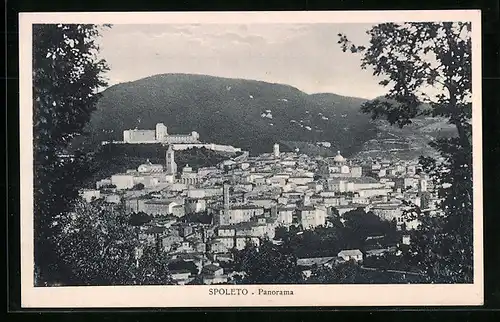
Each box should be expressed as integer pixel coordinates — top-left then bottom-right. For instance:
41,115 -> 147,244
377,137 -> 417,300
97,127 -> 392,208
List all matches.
175,147 -> 229,170
339,22 -> 473,283
53,200 -> 175,285
178,211 -> 213,225
339,22 -> 472,136
133,246 -> 174,285
306,261 -> 360,284
128,212 -> 153,227
132,183 -> 145,190
402,139 -> 473,283
167,260 -> 198,276
232,240 -> 302,284
286,226 -> 345,258
277,209 -> 398,259
33,24 -> 110,285
363,253 -> 423,274
233,218 -> 407,284
54,199 -> 138,285
342,209 -> 397,245
307,261 -> 424,284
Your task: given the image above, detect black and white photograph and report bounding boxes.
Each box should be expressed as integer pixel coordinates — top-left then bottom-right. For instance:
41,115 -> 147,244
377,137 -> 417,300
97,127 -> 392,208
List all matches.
20,11 -> 483,307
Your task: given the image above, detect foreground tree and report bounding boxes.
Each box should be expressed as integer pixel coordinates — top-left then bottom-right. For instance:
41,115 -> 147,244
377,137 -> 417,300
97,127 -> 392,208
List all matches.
342,208 -> 396,244
54,200 -> 175,285
33,24 -> 109,285
233,240 -> 301,284
307,261 -> 359,284
338,22 -> 473,282
54,199 -> 137,285
133,246 -> 174,285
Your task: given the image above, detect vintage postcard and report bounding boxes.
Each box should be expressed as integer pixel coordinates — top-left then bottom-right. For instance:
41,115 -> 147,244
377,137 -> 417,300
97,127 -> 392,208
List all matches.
20,10 -> 483,307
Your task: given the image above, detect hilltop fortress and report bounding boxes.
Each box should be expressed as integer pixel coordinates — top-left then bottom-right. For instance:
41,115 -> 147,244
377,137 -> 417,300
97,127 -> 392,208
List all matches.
123,123 -> 200,144
103,122 -> 242,154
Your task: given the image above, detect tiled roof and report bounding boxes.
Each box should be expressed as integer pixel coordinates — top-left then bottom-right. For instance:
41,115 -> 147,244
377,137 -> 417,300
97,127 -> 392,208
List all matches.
202,264 -> 222,273
338,249 -> 363,256
297,257 -> 336,266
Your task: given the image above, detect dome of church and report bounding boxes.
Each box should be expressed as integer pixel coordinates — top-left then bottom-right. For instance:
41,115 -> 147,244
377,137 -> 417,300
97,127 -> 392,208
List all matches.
333,151 -> 346,163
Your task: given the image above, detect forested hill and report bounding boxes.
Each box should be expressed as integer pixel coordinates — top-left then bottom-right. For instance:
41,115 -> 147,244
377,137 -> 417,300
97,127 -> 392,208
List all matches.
78,73 -> 454,159
83,73 -> 376,156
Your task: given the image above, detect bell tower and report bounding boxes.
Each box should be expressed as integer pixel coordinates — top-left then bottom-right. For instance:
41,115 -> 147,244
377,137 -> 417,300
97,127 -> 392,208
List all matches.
273,143 -> 280,158
165,145 -> 177,174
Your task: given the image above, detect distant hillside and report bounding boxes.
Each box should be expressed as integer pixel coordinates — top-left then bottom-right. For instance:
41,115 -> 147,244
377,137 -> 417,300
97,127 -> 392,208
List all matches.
82,73 -> 376,157
353,117 -> 456,160
308,93 -> 369,112
77,73 -> 456,160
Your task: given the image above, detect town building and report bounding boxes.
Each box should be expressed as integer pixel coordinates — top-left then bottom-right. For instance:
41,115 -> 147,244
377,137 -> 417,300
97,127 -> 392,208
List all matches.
297,206 -> 327,229
111,174 -> 135,190
94,129 -> 439,284
201,264 -> 228,285
178,164 -> 200,185
338,249 -> 363,263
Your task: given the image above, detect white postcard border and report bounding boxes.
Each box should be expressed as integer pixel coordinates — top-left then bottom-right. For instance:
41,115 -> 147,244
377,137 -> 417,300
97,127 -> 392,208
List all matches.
19,10 -> 483,308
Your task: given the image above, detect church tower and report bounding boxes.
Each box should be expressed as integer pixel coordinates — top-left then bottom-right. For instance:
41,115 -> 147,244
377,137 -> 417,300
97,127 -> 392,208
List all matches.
217,182 -> 231,226
165,145 -> 177,175
273,143 -> 280,158
223,182 -> 230,211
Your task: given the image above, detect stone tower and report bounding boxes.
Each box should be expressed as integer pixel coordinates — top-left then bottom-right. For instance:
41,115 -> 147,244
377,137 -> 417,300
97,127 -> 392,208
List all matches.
165,145 -> 177,175
155,123 -> 168,142
273,143 -> 280,158
223,182 -> 230,211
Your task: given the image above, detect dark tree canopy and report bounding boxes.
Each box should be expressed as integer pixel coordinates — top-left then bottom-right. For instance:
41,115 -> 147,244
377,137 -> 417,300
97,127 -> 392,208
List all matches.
339,22 -> 472,145
307,261 -> 359,284
132,183 -> 145,190
54,199 -> 138,285
338,22 -> 473,282
232,240 -> 301,284
33,24 -> 109,157
53,199 -> 175,286
134,246 -> 174,285
342,209 -> 396,244
128,211 -> 153,227
33,24 -> 110,285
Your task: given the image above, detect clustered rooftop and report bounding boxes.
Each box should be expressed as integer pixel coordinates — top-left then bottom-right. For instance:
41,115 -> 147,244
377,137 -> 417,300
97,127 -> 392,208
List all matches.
81,142 -> 437,285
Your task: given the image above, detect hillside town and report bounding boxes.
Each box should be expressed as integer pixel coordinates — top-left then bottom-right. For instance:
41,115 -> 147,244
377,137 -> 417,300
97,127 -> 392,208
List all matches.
76,123 -> 440,285
28,19 -> 476,310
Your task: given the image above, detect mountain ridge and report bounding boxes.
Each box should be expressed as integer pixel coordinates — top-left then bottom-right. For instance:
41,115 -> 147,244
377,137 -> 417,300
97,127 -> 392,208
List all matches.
85,73 -> 377,156
80,73 -> 453,159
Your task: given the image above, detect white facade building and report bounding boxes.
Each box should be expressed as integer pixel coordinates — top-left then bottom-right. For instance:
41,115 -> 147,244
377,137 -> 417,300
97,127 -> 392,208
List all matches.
123,123 -> 200,144
111,174 -> 135,190
338,249 -> 363,262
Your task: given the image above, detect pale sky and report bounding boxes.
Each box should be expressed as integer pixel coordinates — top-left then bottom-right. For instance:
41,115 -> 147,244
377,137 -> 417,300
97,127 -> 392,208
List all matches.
97,23 -> 388,99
